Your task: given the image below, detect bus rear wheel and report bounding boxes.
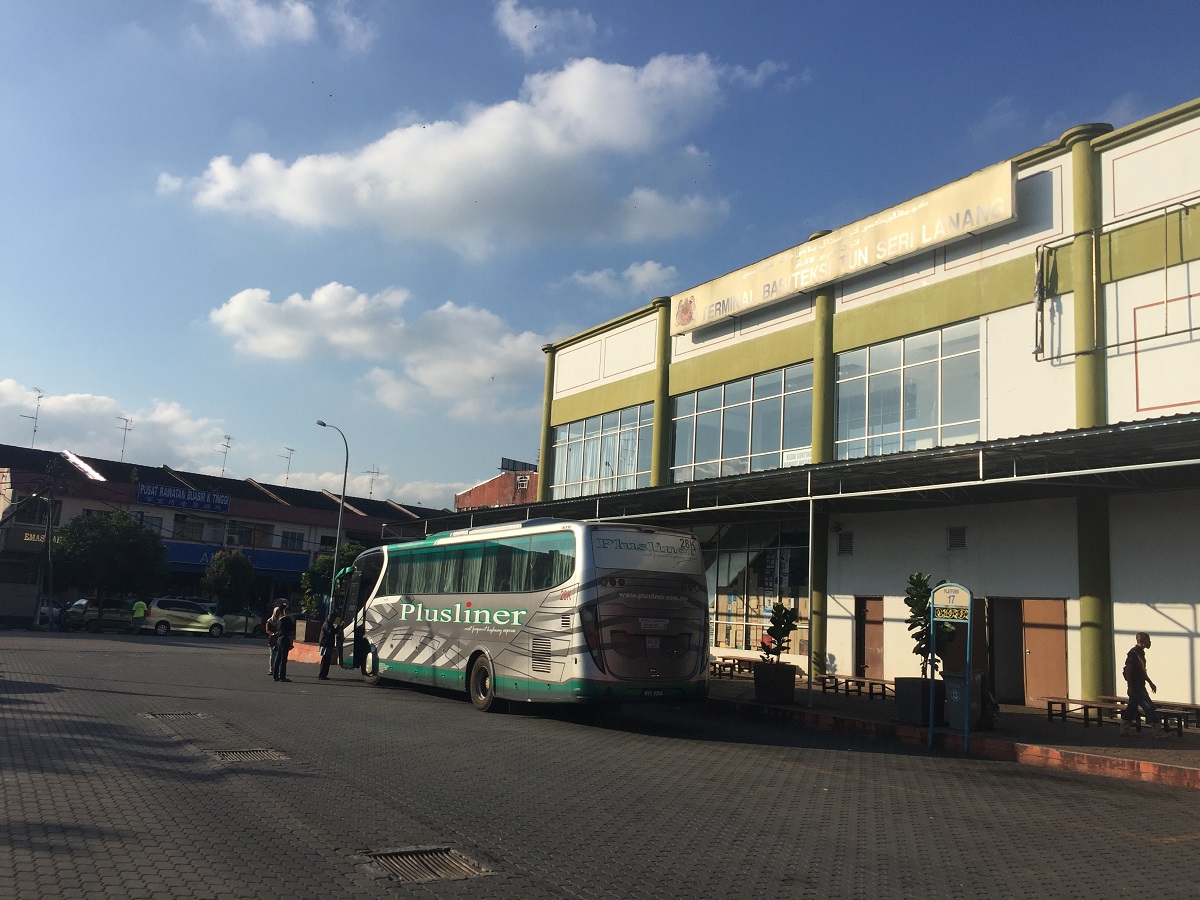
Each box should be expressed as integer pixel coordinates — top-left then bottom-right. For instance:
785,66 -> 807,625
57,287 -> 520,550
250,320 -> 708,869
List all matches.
469,656 -> 505,712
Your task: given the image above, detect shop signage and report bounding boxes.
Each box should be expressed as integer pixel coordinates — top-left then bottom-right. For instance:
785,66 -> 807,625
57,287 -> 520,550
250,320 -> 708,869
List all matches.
670,161 -> 1017,335
137,483 -> 230,513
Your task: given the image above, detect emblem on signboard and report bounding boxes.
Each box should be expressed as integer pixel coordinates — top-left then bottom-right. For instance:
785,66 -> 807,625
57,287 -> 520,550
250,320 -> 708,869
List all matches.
674,296 -> 695,327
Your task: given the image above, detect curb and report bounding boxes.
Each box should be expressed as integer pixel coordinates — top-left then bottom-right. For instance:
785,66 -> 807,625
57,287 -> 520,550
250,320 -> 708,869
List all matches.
704,696 -> 1200,790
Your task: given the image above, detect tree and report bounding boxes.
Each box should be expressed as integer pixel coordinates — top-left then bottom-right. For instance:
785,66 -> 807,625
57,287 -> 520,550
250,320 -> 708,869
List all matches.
301,542 -> 364,620
52,512 -> 169,597
202,550 -> 254,615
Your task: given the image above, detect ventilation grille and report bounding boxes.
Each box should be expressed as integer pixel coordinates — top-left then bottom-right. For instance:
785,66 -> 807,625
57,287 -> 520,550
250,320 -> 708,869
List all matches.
531,637 -> 552,673
367,847 -> 492,883
561,614 -> 571,629
947,526 -> 967,550
145,712 -> 207,720
205,748 -> 287,762
837,532 -> 854,556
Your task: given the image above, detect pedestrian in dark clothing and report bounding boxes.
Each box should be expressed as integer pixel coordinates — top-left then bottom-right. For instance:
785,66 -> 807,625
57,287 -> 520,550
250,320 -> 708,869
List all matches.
272,603 -> 296,682
318,617 -> 339,680
1121,631 -> 1168,737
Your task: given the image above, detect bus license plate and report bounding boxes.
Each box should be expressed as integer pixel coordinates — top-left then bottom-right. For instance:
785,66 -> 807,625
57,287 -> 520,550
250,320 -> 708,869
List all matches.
643,689 -> 663,697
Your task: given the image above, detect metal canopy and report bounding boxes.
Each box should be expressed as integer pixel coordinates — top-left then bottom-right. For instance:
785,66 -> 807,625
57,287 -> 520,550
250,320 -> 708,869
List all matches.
393,414 -> 1200,537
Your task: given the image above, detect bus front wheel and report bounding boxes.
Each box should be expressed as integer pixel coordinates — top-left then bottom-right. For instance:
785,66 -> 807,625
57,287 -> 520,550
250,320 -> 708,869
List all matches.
361,647 -> 380,685
469,656 -> 505,713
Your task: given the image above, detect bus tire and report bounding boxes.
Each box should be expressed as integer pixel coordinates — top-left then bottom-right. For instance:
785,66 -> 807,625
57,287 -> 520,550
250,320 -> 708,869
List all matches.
361,647 -> 380,685
469,656 -> 505,713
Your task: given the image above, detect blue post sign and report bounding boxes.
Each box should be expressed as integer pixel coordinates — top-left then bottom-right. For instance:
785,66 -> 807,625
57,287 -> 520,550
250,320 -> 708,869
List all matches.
928,582 -> 973,754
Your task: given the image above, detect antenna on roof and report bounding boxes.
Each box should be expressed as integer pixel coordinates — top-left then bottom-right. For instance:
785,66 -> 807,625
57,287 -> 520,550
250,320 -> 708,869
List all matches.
116,416 -> 133,462
280,446 -> 295,485
364,464 -> 380,498
20,387 -> 43,448
218,435 -> 233,477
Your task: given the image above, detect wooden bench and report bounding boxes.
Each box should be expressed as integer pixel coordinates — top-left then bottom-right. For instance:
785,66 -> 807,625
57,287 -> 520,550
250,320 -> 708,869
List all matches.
1101,695 -> 1200,729
710,658 -> 736,678
1043,696 -> 1184,735
816,673 -> 895,700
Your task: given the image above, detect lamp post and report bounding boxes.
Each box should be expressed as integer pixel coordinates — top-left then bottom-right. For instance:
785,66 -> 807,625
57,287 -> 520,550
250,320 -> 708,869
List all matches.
316,420 -> 348,622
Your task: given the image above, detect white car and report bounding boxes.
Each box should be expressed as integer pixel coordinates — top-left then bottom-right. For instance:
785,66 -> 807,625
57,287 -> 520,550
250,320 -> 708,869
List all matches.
222,608 -> 265,637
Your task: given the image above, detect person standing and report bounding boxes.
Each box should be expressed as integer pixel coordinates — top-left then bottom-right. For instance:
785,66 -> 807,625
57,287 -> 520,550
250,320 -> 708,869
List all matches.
1120,631 -> 1167,736
317,617 -> 338,680
265,603 -> 284,675
272,602 -> 296,683
130,597 -> 147,635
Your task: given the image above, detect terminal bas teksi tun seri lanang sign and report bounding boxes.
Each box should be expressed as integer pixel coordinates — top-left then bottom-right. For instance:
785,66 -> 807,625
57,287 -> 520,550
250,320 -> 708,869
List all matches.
669,161 -> 1016,335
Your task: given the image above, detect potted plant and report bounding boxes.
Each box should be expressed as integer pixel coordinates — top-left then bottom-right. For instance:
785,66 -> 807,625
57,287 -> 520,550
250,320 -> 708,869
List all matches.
752,601 -> 801,705
895,572 -> 955,725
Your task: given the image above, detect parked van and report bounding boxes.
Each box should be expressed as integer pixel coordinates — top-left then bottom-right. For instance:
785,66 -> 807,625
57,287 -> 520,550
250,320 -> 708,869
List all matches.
144,597 -> 224,637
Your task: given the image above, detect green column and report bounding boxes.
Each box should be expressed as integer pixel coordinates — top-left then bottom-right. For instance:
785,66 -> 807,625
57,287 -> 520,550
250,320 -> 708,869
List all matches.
650,297 -> 672,487
1077,489 -> 1113,699
536,343 -> 556,502
809,508 -> 829,676
808,231 -> 835,464
1064,124 -> 1111,429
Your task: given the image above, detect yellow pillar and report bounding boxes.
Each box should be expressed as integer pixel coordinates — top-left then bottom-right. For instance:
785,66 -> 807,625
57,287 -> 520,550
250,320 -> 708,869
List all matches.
650,297 -> 672,486
536,344 -> 556,502
808,231 -> 835,464
809,509 -> 829,675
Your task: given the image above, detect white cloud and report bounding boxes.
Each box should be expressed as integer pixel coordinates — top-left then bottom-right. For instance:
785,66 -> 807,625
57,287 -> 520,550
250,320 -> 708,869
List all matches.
200,0 -> 317,48
571,259 -> 677,299
278,470 -> 465,510
209,282 -> 409,360
1101,92 -> 1145,129
175,53 -> 759,257
156,173 -> 183,195
493,0 -> 596,58
969,97 -> 1023,146
328,0 -> 377,53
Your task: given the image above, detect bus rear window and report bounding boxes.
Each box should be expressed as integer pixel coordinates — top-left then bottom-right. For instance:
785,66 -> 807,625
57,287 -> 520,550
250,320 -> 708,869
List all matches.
591,531 -> 701,573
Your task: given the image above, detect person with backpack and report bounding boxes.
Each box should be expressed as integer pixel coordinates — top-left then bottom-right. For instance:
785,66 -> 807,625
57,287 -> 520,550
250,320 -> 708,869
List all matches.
271,602 -> 296,683
1120,631 -> 1168,737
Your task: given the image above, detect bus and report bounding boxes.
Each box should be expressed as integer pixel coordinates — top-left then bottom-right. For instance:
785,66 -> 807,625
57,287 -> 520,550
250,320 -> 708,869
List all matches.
332,518 -> 709,711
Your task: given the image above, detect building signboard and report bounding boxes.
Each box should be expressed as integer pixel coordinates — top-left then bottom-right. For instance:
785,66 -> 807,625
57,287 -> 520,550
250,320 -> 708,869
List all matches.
137,483 -> 231,514
670,161 -> 1017,335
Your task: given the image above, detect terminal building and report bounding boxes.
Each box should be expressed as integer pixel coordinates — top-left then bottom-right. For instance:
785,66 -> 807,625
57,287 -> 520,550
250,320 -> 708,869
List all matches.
491,97 -> 1200,706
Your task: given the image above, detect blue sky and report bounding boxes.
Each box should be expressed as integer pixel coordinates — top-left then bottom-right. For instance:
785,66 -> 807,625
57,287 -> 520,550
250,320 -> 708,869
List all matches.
2,0 -> 1197,508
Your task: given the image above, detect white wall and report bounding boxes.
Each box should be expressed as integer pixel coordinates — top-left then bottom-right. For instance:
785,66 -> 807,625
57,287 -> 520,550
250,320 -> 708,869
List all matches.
1102,115 -> 1200,224
983,305 -> 1076,439
554,313 -> 658,400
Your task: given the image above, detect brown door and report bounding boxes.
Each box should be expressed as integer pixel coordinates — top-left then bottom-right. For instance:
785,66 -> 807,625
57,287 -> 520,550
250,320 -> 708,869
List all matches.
1021,598 -> 1067,705
854,596 -> 884,678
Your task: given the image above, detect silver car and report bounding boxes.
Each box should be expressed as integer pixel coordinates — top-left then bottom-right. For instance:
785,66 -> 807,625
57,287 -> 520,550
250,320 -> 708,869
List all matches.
144,597 -> 224,637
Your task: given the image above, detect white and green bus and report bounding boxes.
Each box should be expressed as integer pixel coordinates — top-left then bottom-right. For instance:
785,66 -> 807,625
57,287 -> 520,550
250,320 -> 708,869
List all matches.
332,518 -> 709,711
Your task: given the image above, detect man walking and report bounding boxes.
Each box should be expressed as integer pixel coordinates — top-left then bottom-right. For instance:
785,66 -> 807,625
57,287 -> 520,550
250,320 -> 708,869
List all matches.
1120,631 -> 1167,736
271,602 -> 296,683
130,597 -> 147,635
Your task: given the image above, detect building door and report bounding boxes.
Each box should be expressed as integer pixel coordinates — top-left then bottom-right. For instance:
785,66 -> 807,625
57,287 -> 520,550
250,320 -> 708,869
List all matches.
1021,598 -> 1068,705
854,596 -> 884,678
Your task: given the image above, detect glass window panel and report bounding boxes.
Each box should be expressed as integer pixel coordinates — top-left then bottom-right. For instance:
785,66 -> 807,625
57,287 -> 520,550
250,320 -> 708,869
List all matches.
837,439 -> 867,460
722,404 -> 750,458
672,417 -> 694,466
870,339 -> 902,373
673,393 -> 696,418
565,483 -> 581,498
617,475 -> 636,491
867,370 -> 901,436
617,429 -> 638,475
599,433 -> 618,480
601,412 -> 619,433
635,472 -> 651,489
721,457 -> 750,477
836,378 -> 867,441
867,434 -> 903,456
697,385 -> 723,413
568,420 -> 584,440
619,406 -> 638,427
566,441 -> 583,483
582,436 -> 600,481
636,425 -> 653,473
903,428 -> 938,451
941,353 -> 980,423
671,465 -> 693,484
751,395 -> 782,454
583,415 -> 602,437
694,461 -> 720,481
785,362 -> 813,393
903,362 -> 938,430
581,480 -> 598,496
695,410 -> 721,462
639,402 -> 654,424
837,348 -> 868,380
552,444 -> 567,486
725,377 -> 752,406
942,320 -> 979,356
941,421 -> 980,445
904,331 -> 939,365
782,390 -> 813,449
753,369 -> 783,400
751,452 -> 781,472
554,424 -> 569,442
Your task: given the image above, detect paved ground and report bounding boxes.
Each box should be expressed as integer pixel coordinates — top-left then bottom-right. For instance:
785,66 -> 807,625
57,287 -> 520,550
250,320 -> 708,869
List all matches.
4,630 -> 1200,900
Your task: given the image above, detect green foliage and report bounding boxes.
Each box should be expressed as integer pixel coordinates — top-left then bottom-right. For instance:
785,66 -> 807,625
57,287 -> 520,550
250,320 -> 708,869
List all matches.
759,601 -> 801,663
903,572 -> 956,677
301,542 -> 364,620
201,550 -> 254,615
51,512 -> 169,596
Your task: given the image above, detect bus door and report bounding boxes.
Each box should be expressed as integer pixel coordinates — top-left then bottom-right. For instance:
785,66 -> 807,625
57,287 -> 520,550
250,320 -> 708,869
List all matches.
336,552 -> 384,671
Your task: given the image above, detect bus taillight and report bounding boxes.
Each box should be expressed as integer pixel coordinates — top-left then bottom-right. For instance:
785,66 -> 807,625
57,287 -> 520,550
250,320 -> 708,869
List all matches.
579,604 -> 606,673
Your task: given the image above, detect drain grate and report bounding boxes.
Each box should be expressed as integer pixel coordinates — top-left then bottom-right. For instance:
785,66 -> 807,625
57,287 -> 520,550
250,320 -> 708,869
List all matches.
204,748 -> 288,762
145,712 -> 207,719
366,847 -> 492,883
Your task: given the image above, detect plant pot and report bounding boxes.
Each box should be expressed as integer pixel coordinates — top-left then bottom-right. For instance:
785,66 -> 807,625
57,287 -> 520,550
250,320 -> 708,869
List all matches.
753,662 -> 797,705
302,619 -> 323,643
894,676 -> 946,726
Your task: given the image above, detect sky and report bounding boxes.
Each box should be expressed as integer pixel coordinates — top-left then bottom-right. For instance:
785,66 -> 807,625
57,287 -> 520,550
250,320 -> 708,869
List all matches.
2,1 -> 1198,509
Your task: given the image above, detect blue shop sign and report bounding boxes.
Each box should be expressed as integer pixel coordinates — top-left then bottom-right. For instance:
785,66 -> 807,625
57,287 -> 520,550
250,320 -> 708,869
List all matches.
138,483 -> 231,514
164,542 -> 309,574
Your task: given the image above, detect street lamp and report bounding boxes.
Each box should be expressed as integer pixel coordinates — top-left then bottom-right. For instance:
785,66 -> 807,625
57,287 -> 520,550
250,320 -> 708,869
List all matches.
316,420 -> 348,622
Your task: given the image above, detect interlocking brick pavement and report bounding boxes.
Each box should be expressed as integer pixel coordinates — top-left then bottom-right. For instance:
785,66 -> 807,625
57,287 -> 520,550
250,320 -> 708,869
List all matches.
4,631 -> 1200,899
